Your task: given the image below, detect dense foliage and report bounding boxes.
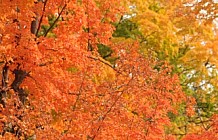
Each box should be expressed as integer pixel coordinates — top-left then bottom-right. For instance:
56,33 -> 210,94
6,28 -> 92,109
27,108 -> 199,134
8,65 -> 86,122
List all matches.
0,0 -> 217,139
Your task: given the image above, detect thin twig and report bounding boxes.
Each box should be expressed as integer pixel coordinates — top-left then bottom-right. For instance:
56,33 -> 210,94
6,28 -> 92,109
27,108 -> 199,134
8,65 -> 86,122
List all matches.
72,70 -> 86,111
44,4 -> 67,37
91,78 -> 132,140
87,55 -> 122,75
197,108 -> 208,130
35,0 -> 48,37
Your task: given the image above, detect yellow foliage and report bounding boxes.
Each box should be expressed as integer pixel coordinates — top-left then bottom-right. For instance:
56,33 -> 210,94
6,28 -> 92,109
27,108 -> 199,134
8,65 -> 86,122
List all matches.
92,56 -> 116,84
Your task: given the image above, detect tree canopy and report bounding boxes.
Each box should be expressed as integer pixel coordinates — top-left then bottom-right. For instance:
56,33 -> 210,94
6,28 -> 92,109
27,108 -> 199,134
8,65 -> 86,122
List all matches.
0,0 -> 218,139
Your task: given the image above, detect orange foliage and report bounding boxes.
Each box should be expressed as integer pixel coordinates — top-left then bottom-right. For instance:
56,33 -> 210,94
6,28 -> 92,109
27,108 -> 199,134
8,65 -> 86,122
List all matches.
0,0 -> 209,140
182,114 -> 218,140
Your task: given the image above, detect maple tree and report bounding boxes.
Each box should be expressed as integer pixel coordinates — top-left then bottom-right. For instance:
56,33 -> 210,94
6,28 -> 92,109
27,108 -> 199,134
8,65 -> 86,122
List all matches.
0,0 -> 217,140
121,0 -> 218,139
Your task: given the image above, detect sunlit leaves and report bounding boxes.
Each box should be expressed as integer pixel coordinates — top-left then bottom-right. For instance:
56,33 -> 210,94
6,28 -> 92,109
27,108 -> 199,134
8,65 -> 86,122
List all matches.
0,0 -> 218,139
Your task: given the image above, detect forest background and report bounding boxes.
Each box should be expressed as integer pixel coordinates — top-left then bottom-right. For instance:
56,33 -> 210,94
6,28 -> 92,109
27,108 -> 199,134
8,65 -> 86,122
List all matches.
0,0 -> 218,139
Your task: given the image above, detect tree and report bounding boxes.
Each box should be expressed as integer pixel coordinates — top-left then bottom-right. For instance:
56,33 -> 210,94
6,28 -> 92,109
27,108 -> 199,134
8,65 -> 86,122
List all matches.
0,0 -> 125,139
0,0 -> 217,139
115,0 -> 218,139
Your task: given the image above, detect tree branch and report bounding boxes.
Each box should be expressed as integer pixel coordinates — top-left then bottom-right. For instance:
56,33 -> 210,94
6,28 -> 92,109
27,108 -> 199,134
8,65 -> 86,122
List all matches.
91,79 -> 132,140
87,55 -> 122,75
44,4 -> 67,37
0,62 -> 9,106
72,70 -> 86,111
35,0 -> 48,37
11,68 -> 30,104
